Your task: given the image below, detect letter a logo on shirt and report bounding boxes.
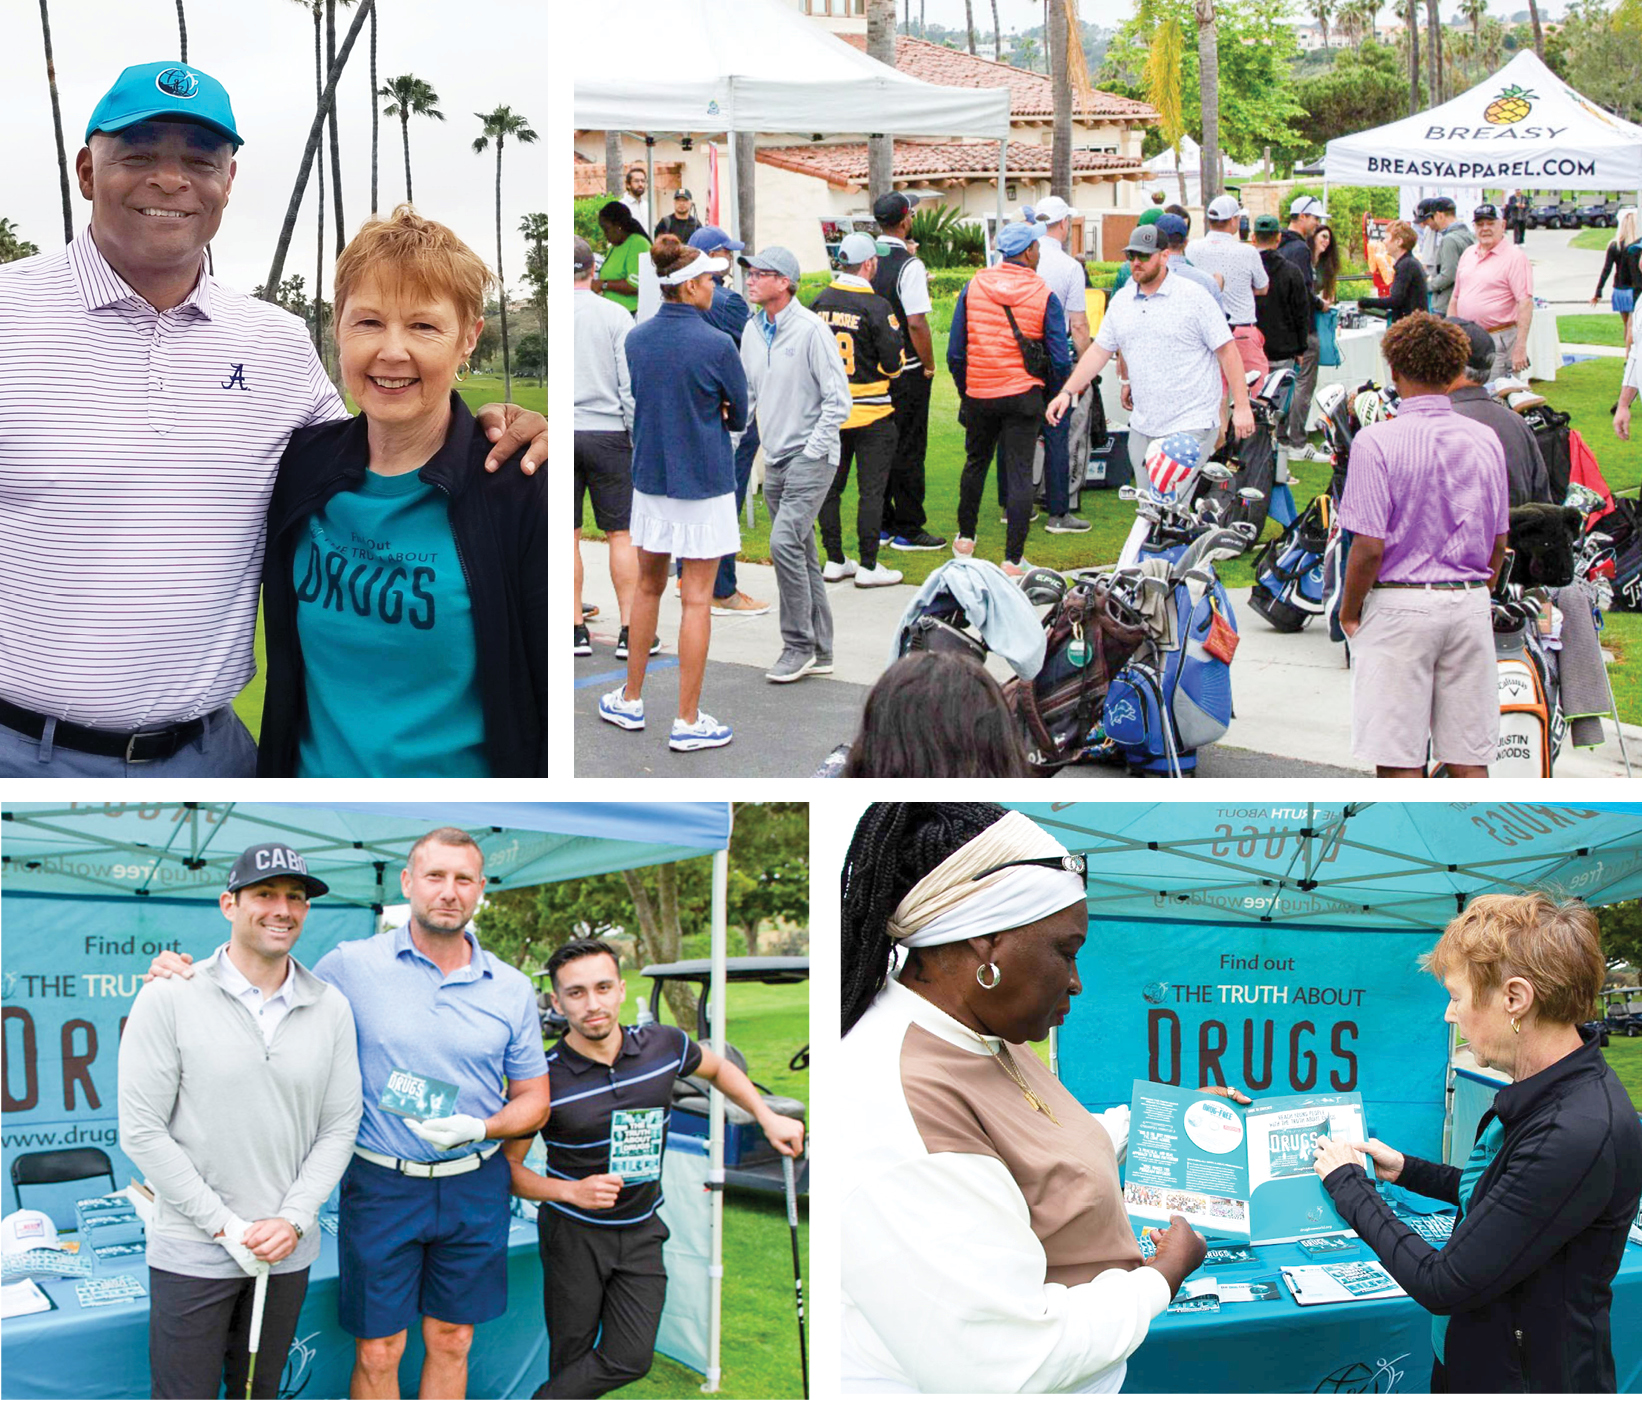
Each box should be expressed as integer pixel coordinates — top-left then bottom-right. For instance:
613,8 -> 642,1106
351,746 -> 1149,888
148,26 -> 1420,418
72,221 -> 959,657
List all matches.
221,364 -> 249,391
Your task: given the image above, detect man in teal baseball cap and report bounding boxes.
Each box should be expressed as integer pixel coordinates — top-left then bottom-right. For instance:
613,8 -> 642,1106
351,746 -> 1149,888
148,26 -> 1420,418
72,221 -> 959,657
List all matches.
0,61 -> 547,779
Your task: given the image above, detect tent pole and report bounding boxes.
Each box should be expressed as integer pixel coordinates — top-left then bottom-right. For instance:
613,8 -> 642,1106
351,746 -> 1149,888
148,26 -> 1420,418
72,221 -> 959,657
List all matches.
702,846 -> 729,1394
997,139 -> 1008,259
645,137 -> 655,239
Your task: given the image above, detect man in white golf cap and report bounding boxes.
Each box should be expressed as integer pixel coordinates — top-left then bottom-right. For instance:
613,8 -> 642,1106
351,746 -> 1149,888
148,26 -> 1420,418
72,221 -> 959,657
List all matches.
0,61 -> 547,778
1187,193 -> 1270,385
1031,196 -> 1093,535
120,841 -> 360,1399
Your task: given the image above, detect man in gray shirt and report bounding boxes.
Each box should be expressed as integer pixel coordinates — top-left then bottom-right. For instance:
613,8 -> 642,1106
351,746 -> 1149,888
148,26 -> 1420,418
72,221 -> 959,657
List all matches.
1448,319 -> 1552,506
119,843 -> 360,1399
1427,198 -> 1475,316
739,246 -> 853,683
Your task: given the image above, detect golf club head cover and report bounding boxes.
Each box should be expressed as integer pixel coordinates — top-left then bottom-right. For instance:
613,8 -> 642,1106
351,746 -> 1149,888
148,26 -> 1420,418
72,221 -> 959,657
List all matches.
406,1114 -> 488,1151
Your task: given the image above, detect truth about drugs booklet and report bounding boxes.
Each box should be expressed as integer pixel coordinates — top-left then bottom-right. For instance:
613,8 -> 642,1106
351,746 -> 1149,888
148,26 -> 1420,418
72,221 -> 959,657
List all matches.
1122,1079 -> 1369,1244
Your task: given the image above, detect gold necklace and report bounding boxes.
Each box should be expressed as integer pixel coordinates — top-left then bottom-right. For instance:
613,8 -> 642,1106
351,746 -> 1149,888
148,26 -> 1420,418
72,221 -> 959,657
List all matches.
991,1044 -> 1060,1125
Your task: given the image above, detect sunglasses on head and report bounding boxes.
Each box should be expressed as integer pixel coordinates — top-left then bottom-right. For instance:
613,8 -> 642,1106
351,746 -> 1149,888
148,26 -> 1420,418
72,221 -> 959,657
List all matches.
971,854 -> 1089,890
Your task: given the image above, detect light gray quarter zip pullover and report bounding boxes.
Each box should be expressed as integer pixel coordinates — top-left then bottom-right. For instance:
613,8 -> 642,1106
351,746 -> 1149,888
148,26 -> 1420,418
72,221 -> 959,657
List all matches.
741,296 -> 853,466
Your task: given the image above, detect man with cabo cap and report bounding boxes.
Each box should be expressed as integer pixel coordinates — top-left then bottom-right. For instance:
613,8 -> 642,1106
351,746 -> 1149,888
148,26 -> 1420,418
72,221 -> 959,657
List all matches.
1424,197 -> 1475,317
145,827 -> 552,1399
739,245 -> 853,683
0,61 -> 547,779
814,231 -> 906,589
1449,203 -> 1534,380
870,191 -> 947,553
1276,195 -> 1329,460
119,842 -> 360,1399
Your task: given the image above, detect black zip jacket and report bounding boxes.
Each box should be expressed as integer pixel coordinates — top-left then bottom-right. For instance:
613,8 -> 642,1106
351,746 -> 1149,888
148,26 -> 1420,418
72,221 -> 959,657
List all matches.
1255,248 -> 1312,362
258,393 -> 548,777
1594,240 -> 1641,298
1358,252 -> 1429,323
1323,1029 -> 1642,1392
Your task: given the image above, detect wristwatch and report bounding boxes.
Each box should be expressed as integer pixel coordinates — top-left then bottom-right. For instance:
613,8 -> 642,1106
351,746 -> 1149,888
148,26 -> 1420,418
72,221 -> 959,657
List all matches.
283,1218 -> 304,1242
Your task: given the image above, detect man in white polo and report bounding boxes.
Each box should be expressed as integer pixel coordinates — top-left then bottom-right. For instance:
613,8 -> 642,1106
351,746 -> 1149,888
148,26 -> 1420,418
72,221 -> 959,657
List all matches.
0,61 -> 547,778
1187,193 -> 1270,382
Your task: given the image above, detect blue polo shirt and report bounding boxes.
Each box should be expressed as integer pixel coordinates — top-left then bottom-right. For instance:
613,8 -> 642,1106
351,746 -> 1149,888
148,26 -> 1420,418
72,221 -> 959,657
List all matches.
314,924 -> 546,1162
538,1023 -> 702,1227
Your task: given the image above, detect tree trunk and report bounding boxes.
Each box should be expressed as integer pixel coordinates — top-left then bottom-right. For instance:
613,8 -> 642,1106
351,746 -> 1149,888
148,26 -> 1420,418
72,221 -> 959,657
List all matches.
38,0 -> 72,245
964,0 -> 976,53
315,8 -> 326,364
369,2 -> 378,214
326,0 -> 345,259
991,0 -> 1002,60
920,0 -> 925,38
1408,1 -> 1421,117
1051,0 -> 1072,200
620,869 -> 699,1028
176,0 -> 188,60
402,112 -> 413,203
605,130 -> 623,197
1195,0 -> 1221,205
735,130 -> 757,252
867,0 -> 896,203
1525,0 -> 1544,56
495,140 -> 511,403
263,0 -> 374,300
741,922 -> 760,957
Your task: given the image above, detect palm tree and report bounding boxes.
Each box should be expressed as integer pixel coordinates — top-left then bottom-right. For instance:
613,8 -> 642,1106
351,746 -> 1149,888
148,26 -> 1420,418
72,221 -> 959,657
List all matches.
1051,0 -> 1072,199
379,75 -> 443,204
176,0 -> 188,59
1460,0 -> 1486,46
963,0 -> 976,53
1143,8 -> 1188,204
37,0 -> 71,244
1195,0 -> 1221,204
1400,0 -> 1421,114
1524,0 -> 1544,54
1310,0 -> 1333,49
325,0 -> 356,261
604,130 -> 623,199
868,0 -> 896,201
519,211 -> 550,387
368,0 -> 378,214
1427,0 -> 1443,104
472,105 -> 538,405
0,217 -> 41,263
990,0 -> 1002,60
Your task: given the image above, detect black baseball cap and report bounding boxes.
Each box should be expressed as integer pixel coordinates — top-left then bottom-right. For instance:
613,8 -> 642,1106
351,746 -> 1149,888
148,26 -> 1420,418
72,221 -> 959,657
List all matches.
1429,196 -> 1456,215
225,843 -> 328,898
1449,318 -> 1496,376
1413,199 -> 1434,223
873,191 -> 920,224
1473,203 -> 1501,222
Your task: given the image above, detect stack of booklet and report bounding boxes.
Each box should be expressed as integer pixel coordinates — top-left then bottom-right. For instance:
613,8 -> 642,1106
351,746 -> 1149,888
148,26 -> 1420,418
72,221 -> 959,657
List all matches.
75,1195 -> 145,1253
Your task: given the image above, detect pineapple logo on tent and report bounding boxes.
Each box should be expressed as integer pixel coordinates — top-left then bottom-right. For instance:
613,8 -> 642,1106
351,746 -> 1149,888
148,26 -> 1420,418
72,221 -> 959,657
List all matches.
1484,85 -> 1537,125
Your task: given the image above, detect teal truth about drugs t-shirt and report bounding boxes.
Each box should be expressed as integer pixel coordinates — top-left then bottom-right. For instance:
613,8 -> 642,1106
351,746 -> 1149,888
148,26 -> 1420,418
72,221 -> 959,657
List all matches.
292,469 -> 490,777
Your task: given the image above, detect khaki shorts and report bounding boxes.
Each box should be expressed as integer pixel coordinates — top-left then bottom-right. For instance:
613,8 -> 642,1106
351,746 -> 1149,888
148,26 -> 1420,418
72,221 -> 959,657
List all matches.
1350,586 -> 1499,768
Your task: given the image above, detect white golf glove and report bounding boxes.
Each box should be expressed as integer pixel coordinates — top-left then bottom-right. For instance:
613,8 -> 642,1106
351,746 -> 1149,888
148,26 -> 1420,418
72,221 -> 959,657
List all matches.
220,1216 -> 270,1279
406,1114 -> 488,1151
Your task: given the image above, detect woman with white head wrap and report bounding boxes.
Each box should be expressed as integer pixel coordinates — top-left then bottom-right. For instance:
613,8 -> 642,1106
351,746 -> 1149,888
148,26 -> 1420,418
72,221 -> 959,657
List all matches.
839,803 -> 1245,1394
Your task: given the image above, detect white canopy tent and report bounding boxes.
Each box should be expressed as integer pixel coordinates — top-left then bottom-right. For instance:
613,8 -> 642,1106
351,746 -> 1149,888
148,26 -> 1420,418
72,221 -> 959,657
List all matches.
1325,51 -> 1642,212
1142,134 -> 1260,207
571,0 -> 1012,245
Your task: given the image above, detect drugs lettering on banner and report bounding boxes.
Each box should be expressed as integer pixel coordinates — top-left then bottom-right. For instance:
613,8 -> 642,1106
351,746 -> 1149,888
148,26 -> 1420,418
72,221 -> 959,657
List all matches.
609,1107 -> 666,1181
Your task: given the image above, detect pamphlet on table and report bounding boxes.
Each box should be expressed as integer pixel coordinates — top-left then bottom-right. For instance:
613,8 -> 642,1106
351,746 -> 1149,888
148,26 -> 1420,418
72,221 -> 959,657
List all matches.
1123,1079 -> 1369,1243
1280,1261 -> 1407,1306
0,1278 -> 56,1318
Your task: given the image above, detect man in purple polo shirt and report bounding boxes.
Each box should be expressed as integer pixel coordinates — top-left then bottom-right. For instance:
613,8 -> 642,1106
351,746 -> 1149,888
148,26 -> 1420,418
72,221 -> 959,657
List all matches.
1337,313 -> 1510,777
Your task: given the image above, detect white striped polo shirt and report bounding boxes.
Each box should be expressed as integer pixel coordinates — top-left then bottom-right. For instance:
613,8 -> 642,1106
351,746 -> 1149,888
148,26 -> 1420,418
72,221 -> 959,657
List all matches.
0,229 -> 346,730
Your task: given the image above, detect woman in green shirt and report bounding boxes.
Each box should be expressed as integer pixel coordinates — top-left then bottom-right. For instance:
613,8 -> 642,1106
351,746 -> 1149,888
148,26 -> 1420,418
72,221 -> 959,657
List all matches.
594,201 -> 649,314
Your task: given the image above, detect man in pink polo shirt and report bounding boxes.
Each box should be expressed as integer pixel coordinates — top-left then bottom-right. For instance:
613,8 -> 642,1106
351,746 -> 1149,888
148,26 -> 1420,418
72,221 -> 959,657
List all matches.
1448,203 -> 1534,380
1338,313 -> 1510,778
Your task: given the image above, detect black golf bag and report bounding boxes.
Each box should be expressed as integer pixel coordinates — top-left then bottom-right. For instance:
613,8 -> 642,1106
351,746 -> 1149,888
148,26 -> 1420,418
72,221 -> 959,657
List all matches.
1249,493 -> 1332,632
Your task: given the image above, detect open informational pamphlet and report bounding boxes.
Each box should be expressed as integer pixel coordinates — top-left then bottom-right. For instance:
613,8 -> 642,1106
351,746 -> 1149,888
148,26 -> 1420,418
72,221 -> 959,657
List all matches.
1123,1079 -> 1369,1243
1280,1261 -> 1407,1305
0,1278 -> 55,1318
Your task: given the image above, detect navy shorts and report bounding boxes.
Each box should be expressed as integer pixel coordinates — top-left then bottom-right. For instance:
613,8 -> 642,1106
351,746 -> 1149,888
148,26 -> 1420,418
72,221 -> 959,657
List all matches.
337,1148 -> 511,1338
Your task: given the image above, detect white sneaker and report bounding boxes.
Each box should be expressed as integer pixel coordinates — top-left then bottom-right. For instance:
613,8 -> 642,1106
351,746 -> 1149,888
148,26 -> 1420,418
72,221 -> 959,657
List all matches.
953,536 -> 976,558
853,562 -> 904,588
823,558 -> 858,582
670,712 -> 733,751
598,686 -> 644,731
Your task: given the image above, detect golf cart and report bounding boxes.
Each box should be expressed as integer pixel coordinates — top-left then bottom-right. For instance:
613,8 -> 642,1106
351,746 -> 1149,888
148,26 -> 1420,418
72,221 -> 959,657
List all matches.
1529,196 -> 1569,229
641,956 -> 810,1198
1601,986 -> 1642,1038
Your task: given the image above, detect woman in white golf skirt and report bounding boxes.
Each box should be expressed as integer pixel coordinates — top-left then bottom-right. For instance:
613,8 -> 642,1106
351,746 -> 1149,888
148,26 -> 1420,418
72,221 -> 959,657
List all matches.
599,235 -> 749,752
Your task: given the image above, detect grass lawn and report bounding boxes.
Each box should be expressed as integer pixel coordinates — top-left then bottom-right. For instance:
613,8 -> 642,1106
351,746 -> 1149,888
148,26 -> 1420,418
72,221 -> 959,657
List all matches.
1571,225 -> 1618,252
1558,312 -> 1630,347
229,374 -> 545,740
599,973 -> 810,1400
1603,1035 -> 1642,1105
605,311 -> 1642,723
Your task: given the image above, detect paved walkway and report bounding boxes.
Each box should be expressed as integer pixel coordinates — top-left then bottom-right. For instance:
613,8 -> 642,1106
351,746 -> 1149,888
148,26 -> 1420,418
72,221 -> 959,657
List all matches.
573,541 -> 1638,779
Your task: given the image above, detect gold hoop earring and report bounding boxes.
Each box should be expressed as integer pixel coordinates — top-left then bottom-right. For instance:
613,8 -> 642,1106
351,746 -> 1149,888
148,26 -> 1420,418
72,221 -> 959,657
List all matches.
976,962 -> 1001,990
455,360 -> 472,382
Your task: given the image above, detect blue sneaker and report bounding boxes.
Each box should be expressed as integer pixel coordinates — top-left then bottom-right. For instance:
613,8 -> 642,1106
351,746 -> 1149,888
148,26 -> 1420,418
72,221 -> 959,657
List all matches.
670,711 -> 733,751
598,686 -> 644,730
891,529 -> 947,551
879,530 -> 892,544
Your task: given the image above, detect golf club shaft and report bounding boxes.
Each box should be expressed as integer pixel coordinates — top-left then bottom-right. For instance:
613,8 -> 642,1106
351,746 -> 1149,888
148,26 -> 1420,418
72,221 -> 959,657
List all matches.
782,1154 -> 808,1400
245,1267 -> 269,1401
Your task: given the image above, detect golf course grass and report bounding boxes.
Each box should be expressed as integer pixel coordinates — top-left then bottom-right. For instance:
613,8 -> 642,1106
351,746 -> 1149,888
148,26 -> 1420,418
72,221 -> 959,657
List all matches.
596,975 -> 810,1399
1558,312 -> 1630,347
1603,1033 -> 1642,1104
1571,225 -> 1622,253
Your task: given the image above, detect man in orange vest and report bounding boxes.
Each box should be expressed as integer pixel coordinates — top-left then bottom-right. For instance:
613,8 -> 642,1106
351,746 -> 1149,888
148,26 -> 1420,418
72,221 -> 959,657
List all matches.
947,221 -> 1072,576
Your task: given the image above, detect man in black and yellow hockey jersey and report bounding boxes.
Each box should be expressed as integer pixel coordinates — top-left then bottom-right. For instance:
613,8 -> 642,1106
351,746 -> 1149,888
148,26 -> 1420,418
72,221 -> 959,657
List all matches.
814,233 -> 908,589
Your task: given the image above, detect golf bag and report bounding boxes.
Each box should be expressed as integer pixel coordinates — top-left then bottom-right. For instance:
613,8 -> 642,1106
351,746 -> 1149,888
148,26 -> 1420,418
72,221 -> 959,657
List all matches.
1200,367 -> 1291,537
1603,491 -> 1642,612
1005,575 -> 1148,775
1491,612 -> 1560,777
1521,404 -> 1575,502
1249,494 -> 1332,632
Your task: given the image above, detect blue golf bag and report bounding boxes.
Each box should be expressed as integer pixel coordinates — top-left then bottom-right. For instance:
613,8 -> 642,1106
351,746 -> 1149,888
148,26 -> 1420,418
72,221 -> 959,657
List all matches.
1249,494 -> 1331,632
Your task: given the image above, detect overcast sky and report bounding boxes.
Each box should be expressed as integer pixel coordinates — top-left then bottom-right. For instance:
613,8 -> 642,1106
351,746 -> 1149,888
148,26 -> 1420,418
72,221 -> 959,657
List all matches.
9,0 -> 548,300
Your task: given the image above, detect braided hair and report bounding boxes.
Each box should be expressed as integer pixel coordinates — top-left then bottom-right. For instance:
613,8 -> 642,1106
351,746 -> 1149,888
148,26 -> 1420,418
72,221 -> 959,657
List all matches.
841,802 -> 1009,1036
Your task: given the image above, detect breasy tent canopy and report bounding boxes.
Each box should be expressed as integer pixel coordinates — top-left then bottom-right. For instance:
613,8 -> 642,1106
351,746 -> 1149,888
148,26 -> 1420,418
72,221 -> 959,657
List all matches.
571,0 -> 1010,138
1326,51 -> 1642,194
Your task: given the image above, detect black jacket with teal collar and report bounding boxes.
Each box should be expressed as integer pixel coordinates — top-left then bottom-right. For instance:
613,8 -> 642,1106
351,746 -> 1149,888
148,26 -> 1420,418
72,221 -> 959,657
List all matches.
258,393 -> 548,776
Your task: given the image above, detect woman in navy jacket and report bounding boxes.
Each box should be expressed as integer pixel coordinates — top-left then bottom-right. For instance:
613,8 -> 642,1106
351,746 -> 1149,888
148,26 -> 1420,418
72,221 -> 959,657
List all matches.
598,235 -> 748,753
1312,893 -> 1642,1392
1358,221 -> 1430,325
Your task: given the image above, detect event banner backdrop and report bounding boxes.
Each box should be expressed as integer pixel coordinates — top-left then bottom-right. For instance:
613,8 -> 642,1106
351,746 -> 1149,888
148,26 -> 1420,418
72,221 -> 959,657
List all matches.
1062,920 -> 1452,1162
2,893 -> 374,1200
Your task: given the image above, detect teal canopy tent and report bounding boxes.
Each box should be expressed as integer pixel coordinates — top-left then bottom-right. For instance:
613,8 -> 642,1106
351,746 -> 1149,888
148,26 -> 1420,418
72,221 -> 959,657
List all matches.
1,801 -> 738,1392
